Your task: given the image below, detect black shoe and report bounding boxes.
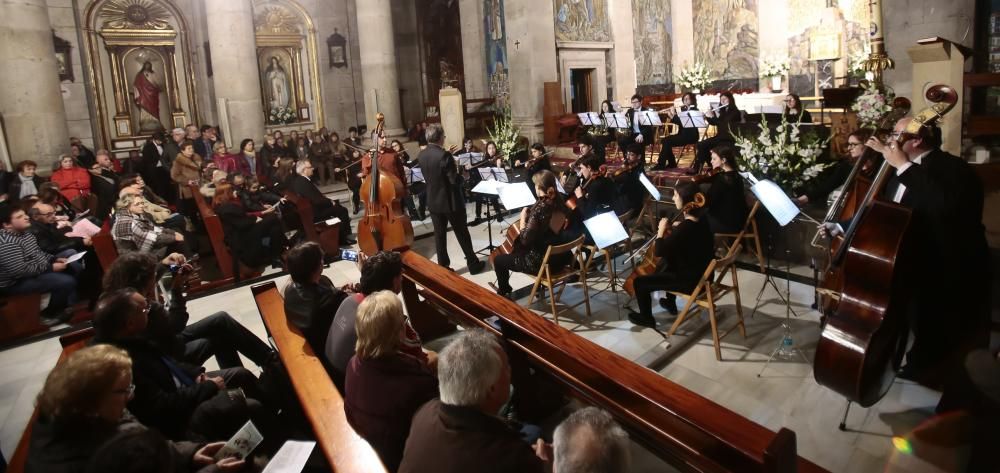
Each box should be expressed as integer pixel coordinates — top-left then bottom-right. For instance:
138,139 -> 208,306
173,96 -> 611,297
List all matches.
659,297 -> 678,315
628,311 -> 657,328
495,213 -> 504,223
468,260 -> 486,275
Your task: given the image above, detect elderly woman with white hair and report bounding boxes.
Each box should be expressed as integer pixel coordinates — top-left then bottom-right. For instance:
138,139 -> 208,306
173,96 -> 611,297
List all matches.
398,329 -> 545,473
112,193 -> 189,257
343,290 -> 438,472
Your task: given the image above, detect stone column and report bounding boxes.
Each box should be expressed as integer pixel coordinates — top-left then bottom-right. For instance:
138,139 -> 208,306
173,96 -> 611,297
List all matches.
0,0 -> 70,171
504,0 -> 557,142
204,0 -> 264,144
355,0 -> 404,137
458,0 -> 487,99
607,0 -> 636,100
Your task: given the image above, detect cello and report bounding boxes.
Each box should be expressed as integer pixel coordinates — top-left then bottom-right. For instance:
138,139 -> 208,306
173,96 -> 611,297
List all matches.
357,113 -> 415,256
622,193 -> 706,297
813,84 -> 958,407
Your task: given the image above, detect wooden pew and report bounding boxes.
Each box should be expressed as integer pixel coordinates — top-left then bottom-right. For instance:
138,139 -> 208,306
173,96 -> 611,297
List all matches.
6,327 -> 94,473
0,294 -> 47,344
251,281 -> 386,473
399,251 -> 827,473
187,184 -> 264,283
282,191 -> 341,256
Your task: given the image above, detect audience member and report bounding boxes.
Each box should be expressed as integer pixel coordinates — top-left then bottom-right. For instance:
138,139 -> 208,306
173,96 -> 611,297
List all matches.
171,139 -> 204,218
141,131 -> 173,200
112,193 -> 188,257
288,159 -> 354,245
28,201 -> 91,253
212,183 -> 287,268
162,128 -> 186,174
398,329 -> 543,473
195,125 -> 216,160
0,206 -> 77,324
26,344 -> 243,473
212,142 -> 241,175
283,242 -> 348,362
344,290 -> 438,472
535,407 -> 631,473
236,138 -> 257,178
50,155 -> 95,213
89,150 -> 121,219
70,137 -> 97,168
119,175 -> 185,232
37,185 -> 80,222
5,160 -> 45,202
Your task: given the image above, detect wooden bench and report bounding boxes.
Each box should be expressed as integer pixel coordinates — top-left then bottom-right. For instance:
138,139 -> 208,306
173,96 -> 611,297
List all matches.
7,327 -> 94,473
251,281 -> 386,473
282,191 -> 341,256
0,294 -> 47,344
399,251 -> 827,473
188,184 -> 263,283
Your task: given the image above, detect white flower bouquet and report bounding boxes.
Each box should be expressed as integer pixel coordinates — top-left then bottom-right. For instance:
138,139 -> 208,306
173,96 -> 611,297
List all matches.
851,82 -> 894,130
674,62 -> 712,91
486,105 -> 523,160
734,113 -> 830,190
268,107 -> 296,125
759,56 -> 790,79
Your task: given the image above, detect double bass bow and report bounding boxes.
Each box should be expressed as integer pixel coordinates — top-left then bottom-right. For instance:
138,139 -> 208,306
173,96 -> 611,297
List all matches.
813,84 -> 958,407
357,113 -> 415,256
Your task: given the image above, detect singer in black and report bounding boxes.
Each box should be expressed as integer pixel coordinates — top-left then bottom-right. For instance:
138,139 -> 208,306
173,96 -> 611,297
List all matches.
704,144 -> 749,234
690,92 -> 741,175
417,124 -> 486,274
627,182 -> 715,328
618,94 -> 655,156
654,92 -> 700,170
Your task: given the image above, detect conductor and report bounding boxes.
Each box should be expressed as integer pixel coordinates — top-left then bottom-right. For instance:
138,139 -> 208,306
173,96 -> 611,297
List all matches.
417,124 -> 486,274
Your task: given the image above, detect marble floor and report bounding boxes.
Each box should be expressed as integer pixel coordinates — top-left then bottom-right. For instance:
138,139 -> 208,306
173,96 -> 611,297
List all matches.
0,187 -> 981,472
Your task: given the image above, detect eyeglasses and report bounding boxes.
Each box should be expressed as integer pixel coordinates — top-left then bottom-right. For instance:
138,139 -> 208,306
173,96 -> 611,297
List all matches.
846,142 -> 862,148
113,383 -> 136,397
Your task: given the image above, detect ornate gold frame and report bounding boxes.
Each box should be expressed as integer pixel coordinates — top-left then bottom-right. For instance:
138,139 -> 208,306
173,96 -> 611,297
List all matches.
254,0 -> 324,130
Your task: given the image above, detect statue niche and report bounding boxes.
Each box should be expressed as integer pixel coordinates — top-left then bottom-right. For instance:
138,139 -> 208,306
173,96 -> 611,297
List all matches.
254,3 -> 310,126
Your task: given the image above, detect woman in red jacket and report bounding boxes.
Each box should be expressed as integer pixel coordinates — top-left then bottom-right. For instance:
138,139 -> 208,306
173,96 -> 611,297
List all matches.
50,154 -> 94,212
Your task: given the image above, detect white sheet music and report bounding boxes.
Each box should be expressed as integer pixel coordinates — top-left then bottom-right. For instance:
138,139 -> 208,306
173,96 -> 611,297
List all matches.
577,113 -> 593,126
603,113 -> 620,128
405,167 -> 425,185
588,112 -> 602,124
497,182 -> 536,210
471,180 -> 502,195
262,440 -> 316,473
584,212 -> 629,249
638,111 -> 663,126
478,167 -> 509,183
750,179 -> 800,227
638,173 -> 661,201
678,111 -> 707,128
556,178 -> 566,194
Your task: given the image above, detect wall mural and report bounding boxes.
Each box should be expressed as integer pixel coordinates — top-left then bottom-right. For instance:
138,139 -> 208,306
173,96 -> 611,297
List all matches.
554,0 -> 611,43
632,0 -> 671,87
484,0 -> 509,103
785,0 -> 870,96
692,0 -> 759,81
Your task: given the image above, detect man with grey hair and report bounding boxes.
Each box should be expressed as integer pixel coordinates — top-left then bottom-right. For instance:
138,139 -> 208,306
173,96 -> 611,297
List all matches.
416,123 -> 485,274
399,329 -> 543,473
288,158 -> 355,245
541,407 -> 631,473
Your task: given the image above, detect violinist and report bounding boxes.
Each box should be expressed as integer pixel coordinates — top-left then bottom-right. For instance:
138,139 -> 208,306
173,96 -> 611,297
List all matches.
618,94 -> 655,156
492,170 -> 571,299
703,145 -> 749,234
614,145 -> 647,218
627,181 -> 714,328
392,139 -> 424,221
795,129 -> 877,207
471,141 -> 504,225
654,92 -> 700,170
572,154 -> 615,221
515,143 -> 552,174
865,118 -> 988,403
782,94 -> 813,124
337,148 -> 364,214
561,135 -> 597,197
690,92 -> 741,175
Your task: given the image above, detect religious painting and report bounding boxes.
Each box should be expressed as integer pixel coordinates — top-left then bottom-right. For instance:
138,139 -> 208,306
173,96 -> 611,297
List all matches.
786,0 -> 869,96
632,0 -> 671,86
692,0 -> 759,81
484,0 -> 509,102
257,49 -> 297,119
554,0 -> 611,43
123,48 -> 168,133
327,29 -> 347,69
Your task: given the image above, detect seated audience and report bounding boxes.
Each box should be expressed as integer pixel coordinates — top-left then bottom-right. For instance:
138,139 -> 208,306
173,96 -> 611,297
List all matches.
212,183 -> 287,268
28,201 -> 91,253
5,160 -> 45,202
119,176 -> 185,232
26,344 -> 243,473
170,139 -> 203,218
283,242 -> 348,360
70,136 -> 97,168
399,329 -> 544,473
50,154 -> 95,213
288,159 -> 354,245
235,138 -> 257,178
91,288 -> 267,441
111,194 -> 188,257
345,290 -> 439,472
37,185 -> 80,223
0,206 -> 77,324
535,407 -> 631,473
102,252 -> 274,370
211,142 -> 242,176
89,150 -> 121,219
232,174 -> 280,210
326,251 -> 430,380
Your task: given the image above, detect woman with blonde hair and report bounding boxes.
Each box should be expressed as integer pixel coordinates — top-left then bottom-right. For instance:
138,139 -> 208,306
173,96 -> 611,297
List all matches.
344,290 -> 438,471
112,193 -> 188,257
27,344 -> 243,473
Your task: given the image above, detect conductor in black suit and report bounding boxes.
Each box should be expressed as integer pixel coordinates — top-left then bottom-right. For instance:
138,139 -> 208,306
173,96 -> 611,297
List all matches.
617,94 -> 655,156
417,124 -> 485,274
288,159 -> 355,245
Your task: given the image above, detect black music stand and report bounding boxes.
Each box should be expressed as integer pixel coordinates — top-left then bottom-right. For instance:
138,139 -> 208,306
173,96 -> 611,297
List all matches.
472,168 -> 510,255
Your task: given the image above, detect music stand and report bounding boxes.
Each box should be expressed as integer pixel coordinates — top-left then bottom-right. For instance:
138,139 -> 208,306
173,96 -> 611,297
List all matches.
742,174 -> 821,376
577,113 -> 595,126
584,211 -> 629,292
472,167 -> 510,255
678,110 -> 707,129
637,111 -> 663,126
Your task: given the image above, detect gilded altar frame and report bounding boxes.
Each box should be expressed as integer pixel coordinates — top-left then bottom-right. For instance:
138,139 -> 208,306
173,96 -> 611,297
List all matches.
254,0 -> 324,130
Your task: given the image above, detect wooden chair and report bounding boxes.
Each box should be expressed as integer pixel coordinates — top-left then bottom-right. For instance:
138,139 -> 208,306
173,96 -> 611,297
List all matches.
650,123 -> 679,163
665,242 -> 747,361
527,233 -> 591,324
583,210 -> 633,291
715,200 -> 765,272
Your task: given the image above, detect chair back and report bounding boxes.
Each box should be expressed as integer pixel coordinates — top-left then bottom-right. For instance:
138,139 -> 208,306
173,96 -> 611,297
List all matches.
712,242 -> 743,285
547,233 -> 584,258
548,210 -> 568,234
728,201 -> 760,246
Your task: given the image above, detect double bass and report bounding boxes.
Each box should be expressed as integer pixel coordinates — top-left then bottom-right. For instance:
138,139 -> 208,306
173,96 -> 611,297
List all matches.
813,85 -> 958,407
358,113 -> 415,256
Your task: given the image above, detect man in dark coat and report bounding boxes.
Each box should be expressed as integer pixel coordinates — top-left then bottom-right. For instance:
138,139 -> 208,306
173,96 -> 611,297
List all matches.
416,124 -> 485,274
287,159 -> 355,245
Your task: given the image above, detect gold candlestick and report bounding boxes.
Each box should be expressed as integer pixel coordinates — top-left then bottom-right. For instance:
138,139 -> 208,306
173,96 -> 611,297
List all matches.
863,0 -> 894,88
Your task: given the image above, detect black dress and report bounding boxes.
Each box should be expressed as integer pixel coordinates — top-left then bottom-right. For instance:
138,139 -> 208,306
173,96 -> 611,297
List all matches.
492,198 -> 571,294
705,170 -> 749,234
632,218 -> 715,318
214,202 -> 287,267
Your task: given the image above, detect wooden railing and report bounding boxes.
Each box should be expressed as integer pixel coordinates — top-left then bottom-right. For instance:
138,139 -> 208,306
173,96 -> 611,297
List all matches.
399,250 -> 827,473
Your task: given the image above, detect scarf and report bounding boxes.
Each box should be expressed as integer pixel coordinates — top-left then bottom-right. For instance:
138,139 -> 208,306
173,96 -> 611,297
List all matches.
18,174 -> 38,198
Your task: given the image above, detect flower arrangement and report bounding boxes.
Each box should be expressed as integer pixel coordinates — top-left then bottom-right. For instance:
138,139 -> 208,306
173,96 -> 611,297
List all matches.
674,62 -> 712,91
486,105 -> 523,160
851,82 -> 895,130
734,113 -> 830,191
848,50 -> 868,78
268,107 -> 296,125
759,56 -> 790,79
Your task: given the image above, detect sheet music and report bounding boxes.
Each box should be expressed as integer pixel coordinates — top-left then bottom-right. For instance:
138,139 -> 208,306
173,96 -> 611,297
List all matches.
405,167 -> 425,185
583,212 -> 629,249
638,111 -> 663,126
678,111 -> 707,128
588,112 -> 602,124
497,182 -> 536,210
577,113 -> 593,126
262,440 -> 316,473
638,173 -> 661,201
556,178 -> 566,194
603,113 -> 620,128
63,251 -> 86,265
471,180 -> 502,195
751,179 -> 800,227
612,112 -> 629,128
477,167 -> 508,183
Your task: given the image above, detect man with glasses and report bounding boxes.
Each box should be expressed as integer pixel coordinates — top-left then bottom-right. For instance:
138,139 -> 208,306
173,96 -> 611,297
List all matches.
617,94 -> 654,157
289,158 -> 355,245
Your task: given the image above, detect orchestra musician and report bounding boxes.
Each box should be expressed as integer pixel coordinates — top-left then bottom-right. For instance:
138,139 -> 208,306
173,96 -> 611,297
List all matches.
392,139 -> 425,221
703,145 -> 749,234
613,145 -> 647,219
591,100 -> 616,163
361,133 -> 406,185
470,141 -> 505,225
561,135 -> 597,197
417,124 -> 486,274
690,92 -> 741,175
492,170 -> 572,299
627,181 -> 714,327
782,94 -> 813,124
338,148 -> 364,214
654,92 -> 700,170
864,118 -> 989,411
618,94 -> 655,156
570,154 -> 616,252
795,129 -> 878,207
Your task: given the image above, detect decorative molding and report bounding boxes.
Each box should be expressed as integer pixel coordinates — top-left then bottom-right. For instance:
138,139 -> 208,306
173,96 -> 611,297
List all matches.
99,0 -> 172,31
255,6 -> 301,35
555,41 -> 613,50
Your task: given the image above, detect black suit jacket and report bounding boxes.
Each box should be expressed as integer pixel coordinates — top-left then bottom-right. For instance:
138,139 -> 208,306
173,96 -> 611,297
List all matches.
141,141 -> 163,174
417,144 -> 464,214
288,174 -> 328,207
625,108 -> 655,144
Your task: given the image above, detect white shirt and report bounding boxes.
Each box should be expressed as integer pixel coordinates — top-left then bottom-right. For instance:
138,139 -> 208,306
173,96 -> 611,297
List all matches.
891,150 -> 931,203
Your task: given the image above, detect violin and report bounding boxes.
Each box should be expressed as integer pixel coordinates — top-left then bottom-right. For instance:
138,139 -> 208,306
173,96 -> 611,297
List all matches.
357,113 -> 415,256
565,165 -> 608,211
623,193 -> 706,297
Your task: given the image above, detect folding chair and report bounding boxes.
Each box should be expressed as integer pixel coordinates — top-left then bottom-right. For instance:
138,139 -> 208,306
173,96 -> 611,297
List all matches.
665,243 -> 747,361
715,200 -> 765,272
527,234 -> 590,324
